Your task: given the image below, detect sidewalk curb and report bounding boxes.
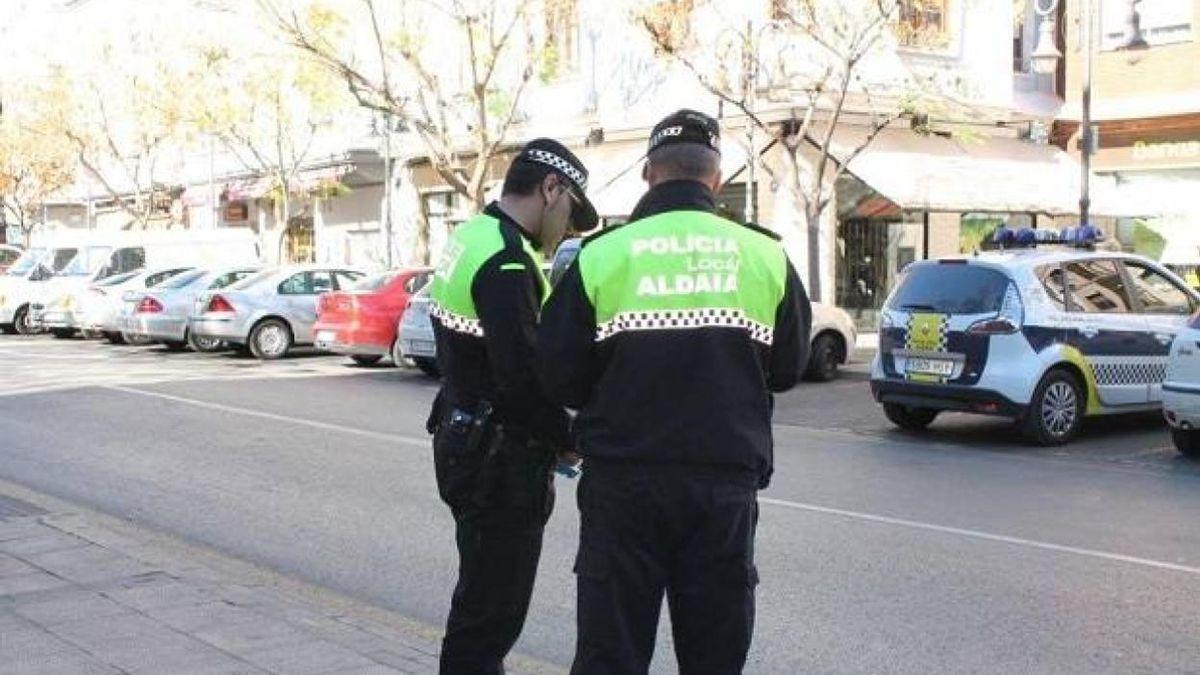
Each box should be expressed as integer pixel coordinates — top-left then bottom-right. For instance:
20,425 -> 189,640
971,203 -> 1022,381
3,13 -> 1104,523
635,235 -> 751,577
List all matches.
0,478 -> 564,674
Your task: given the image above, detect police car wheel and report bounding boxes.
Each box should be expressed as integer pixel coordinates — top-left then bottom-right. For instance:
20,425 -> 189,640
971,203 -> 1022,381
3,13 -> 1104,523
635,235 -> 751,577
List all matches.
803,333 -> 842,382
882,403 -> 938,431
103,331 -> 126,345
0,323 -> 16,335
1022,370 -> 1083,446
50,328 -> 76,340
351,355 -> 383,367
162,340 -> 188,352
1171,428 -> 1200,458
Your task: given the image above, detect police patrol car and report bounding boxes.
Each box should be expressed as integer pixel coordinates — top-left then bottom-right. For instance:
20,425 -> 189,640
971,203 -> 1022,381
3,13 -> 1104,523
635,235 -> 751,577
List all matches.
870,226 -> 1200,445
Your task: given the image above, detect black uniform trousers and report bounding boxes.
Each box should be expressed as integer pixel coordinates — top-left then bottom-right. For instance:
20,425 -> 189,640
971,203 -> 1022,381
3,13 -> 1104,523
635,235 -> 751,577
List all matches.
571,462 -> 759,675
432,413 -> 555,675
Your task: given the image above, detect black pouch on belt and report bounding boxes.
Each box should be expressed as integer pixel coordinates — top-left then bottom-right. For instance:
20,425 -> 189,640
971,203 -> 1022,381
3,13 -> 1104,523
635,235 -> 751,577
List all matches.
433,401 -> 493,510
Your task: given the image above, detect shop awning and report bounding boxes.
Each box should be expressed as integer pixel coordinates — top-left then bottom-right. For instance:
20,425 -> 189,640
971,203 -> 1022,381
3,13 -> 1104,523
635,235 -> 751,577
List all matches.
580,140 -> 753,219
837,128 -> 1083,216
221,165 -> 354,202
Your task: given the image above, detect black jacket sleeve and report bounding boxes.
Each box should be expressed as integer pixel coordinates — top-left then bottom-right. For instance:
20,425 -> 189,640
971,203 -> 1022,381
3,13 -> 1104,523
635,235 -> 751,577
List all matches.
471,251 -> 570,449
536,260 -> 599,410
767,260 -> 811,392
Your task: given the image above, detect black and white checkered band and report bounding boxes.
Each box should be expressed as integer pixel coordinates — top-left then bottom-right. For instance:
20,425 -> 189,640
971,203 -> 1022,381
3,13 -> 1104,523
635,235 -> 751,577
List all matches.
430,302 -> 484,338
595,308 -> 773,345
1091,358 -> 1167,387
524,149 -> 588,190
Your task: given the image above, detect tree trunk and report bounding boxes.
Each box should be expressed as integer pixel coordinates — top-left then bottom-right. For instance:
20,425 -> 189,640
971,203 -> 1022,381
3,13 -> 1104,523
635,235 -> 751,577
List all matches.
412,189 -> 431,266
806,210 -> 823,304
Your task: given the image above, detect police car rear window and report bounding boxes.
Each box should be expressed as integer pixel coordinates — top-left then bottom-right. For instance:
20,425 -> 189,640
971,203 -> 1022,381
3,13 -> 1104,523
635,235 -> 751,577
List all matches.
887,264 -> 1010,314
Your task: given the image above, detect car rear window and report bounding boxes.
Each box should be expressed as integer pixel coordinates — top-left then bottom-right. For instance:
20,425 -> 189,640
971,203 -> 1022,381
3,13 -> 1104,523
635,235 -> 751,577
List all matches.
887,263 -> 1011,315
227,270 -> 275,290
158,269 -> 207,289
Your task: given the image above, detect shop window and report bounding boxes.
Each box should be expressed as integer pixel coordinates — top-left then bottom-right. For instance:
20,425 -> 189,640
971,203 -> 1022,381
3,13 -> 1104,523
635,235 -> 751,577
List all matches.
542,0 -> 579,81
896,0 -> 950,49
283,217 -> 315,264
836,212 -> 926,332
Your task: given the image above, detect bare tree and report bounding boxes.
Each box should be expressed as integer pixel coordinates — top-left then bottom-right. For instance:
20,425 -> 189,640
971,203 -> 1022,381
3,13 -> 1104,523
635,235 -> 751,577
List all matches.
0,115 -> 75,244
640,0 -> 956,302
254,0 -> 549,263
191,44 -> 349,262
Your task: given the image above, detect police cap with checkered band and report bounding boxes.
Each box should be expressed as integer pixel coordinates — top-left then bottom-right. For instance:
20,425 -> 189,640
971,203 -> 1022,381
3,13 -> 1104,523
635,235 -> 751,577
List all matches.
647,109 -> 722,155
514,138 -> 598,232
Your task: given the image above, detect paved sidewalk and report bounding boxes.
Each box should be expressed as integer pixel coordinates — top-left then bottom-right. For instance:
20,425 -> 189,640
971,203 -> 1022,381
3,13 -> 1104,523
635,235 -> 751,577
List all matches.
0,482 -> 555,674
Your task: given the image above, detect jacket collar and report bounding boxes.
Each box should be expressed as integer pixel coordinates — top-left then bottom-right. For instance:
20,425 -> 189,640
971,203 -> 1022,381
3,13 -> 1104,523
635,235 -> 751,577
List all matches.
485,201 -> 541,251
628,180 -> 717,222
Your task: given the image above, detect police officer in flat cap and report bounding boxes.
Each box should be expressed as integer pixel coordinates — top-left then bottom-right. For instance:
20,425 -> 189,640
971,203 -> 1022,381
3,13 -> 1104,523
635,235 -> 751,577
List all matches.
426,138 -> 597,674
538,110 -> 810,673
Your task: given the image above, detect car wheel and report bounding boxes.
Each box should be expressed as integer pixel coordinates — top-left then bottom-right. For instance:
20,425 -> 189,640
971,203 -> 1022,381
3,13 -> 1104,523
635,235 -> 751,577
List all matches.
1,323 -> 17,335
104,331 -> 126,345
187,331 -> 225,353
882,403 -> 938,431
50,328 -> 76,340
351,355 -> 383,367
413,357 -> 440,378
803,333 -> 842,382
249,319 -> 292,360
162,340 -> 188,352
1171,428 -> 1200,458
13,306 -> 36,335
1021,369 -> 1084,446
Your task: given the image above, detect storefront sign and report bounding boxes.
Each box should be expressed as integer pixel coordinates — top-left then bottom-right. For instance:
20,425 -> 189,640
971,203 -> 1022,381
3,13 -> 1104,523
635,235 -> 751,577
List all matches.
1132,140 -> 1200,162
224,201 -> 249,222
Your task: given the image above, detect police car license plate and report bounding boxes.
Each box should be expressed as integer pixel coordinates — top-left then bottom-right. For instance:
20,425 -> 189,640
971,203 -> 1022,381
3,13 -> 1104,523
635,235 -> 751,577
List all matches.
906,357 -> 954,377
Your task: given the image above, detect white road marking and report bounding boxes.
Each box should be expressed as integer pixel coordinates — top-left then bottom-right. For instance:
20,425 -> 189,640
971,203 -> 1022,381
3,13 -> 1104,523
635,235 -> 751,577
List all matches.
105,385 -> 429,448
760,496 -> 1200,576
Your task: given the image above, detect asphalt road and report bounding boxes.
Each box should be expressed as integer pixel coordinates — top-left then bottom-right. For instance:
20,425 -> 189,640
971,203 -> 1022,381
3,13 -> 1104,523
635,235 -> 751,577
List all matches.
1,336 -> 1199,673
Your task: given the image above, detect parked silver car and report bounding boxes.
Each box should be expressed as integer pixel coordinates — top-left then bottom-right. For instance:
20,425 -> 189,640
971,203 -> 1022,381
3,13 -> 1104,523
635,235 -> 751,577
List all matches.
93,267 -> 196,344
396,284 -> 439,377
190,266 -> 365,360
121,266 -> 262,352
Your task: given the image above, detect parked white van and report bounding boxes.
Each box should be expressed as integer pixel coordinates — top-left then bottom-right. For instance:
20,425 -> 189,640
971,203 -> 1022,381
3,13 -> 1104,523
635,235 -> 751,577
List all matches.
22,230 -> 262,338
0,236 -> 89,334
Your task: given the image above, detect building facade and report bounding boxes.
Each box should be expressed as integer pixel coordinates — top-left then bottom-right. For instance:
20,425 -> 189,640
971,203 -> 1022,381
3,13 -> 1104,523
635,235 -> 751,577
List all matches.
1051,0 -> 1199,275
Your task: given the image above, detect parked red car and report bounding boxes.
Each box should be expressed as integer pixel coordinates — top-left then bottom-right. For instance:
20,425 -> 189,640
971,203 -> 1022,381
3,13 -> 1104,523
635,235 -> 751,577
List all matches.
313,267 -> 433,366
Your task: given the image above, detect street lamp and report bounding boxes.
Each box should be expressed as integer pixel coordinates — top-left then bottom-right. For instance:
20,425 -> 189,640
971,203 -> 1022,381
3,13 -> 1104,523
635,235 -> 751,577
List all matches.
1027,0 -> 1149,227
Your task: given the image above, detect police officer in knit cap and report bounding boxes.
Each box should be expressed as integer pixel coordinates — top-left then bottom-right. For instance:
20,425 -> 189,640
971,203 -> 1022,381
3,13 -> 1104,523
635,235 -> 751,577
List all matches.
427,138 -> 596,674
538,110 -> 811,673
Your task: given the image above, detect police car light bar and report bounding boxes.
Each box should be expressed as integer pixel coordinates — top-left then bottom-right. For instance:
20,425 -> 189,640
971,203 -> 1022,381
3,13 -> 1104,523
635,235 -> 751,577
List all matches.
992,225 -> 1104,250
